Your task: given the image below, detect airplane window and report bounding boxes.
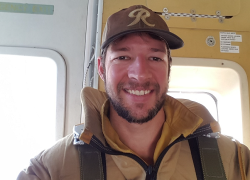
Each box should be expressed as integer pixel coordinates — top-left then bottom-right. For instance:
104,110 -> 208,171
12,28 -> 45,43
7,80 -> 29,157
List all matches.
0,55 -> 57,179
168,91 -> 218,121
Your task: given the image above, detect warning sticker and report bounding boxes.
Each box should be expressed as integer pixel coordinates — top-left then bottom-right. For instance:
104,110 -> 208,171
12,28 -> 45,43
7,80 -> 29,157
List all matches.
220,32 -> 242,53
220,41 -> 231,46
220,46 -> 239,53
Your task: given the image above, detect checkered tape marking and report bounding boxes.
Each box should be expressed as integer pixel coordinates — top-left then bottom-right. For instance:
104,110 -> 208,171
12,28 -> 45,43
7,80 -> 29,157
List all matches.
162,12 -> 224,19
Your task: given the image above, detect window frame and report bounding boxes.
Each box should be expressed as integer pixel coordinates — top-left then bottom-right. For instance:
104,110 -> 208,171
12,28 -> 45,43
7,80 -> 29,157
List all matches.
168,91 -> 219,121
0,46 -> 66,140
170,57 -> 250,146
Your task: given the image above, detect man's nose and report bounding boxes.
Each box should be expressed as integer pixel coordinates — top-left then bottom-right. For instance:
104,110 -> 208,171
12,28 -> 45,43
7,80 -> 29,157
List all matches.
128,56 -> 152,81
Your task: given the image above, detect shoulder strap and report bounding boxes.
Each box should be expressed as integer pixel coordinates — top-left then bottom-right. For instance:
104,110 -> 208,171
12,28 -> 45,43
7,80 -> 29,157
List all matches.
189,135 -> 227,180
78,144 -> 106,180
188,137 -> 204,180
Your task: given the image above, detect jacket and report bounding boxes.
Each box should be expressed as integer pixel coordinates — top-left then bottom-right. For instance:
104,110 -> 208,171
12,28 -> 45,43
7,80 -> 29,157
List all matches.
17,87 -> 250,180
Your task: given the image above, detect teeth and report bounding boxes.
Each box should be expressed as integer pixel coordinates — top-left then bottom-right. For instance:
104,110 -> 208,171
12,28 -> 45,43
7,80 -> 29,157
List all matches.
126,89 -> 150,96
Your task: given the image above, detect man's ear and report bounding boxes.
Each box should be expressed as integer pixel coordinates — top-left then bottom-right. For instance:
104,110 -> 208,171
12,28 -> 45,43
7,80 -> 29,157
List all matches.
98,57 -> 105,81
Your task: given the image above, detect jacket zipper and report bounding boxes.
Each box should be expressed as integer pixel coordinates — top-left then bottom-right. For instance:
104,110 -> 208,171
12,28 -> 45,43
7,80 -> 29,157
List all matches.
151,124 -> 213,179
90,135 -> 186,180
89,124 -> 213,180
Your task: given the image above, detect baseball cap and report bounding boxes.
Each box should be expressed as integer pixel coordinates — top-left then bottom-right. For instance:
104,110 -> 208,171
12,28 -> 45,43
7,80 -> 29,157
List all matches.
101,5 -> 184,50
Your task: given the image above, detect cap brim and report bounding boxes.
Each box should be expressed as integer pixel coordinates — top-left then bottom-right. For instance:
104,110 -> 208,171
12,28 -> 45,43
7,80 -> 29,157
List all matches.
101,29 -> 184,50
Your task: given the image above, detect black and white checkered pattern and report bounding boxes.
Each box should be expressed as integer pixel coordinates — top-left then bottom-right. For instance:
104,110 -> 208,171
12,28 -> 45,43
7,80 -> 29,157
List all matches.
162,12 -> 224,19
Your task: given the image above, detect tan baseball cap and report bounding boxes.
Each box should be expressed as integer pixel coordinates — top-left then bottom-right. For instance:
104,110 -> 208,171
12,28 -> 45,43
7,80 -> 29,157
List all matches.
101,5 -> 184,50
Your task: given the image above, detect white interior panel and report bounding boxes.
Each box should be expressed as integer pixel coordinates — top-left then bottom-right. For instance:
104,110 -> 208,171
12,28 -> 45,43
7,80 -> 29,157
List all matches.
0,0 -> 90,136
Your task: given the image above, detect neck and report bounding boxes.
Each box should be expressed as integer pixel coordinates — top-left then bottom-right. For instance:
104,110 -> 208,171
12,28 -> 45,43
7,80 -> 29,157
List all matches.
109,105 -> 165,165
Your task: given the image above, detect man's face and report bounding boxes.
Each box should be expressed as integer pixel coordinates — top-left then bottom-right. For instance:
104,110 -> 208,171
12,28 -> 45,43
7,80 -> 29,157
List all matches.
98,33 -> 169,124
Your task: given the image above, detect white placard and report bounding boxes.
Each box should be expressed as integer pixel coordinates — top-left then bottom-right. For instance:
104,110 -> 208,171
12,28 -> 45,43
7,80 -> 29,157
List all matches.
220,41 -> 231,46
220,45 -> 239,53
220,32 -> 242,53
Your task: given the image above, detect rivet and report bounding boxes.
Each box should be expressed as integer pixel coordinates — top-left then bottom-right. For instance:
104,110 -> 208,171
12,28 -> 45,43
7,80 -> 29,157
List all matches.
190,9 -> 196,14
219,17 -> 224,23
165,14 -> 171,20
163,8 -> 168,13
216,10 -> 221,16
191,16 -> 196,22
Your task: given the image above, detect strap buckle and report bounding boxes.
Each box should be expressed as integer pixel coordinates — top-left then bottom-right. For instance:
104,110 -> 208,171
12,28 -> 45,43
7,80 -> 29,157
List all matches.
203,132 -> 220,138
73,124 -> 85,145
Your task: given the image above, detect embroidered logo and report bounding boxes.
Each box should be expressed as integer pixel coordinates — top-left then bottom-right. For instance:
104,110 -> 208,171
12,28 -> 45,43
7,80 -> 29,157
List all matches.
128,8 -> 155,27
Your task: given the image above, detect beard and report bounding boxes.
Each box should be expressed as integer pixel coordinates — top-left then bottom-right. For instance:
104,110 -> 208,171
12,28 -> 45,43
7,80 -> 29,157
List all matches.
105,80 -> 168,124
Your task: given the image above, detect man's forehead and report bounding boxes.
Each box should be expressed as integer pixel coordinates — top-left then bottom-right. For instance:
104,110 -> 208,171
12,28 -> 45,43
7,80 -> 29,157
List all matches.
108,32 -> 168,53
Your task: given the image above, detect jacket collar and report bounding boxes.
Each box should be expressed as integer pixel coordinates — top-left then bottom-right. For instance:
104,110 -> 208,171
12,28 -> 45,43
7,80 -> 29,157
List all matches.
79,87 -> 220,146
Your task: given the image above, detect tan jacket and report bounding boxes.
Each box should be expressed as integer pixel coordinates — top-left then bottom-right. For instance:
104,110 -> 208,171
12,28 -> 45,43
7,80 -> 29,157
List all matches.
17,87 -> 250,180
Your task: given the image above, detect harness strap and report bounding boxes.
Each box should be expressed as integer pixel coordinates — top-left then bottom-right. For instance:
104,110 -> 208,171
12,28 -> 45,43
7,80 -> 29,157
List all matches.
189,136 -> 227,180
188,138 -> 204,180
78,144 -> 106,180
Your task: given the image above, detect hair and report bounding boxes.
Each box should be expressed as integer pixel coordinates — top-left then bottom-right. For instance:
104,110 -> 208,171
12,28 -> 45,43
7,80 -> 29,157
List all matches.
100,32 -> 172,79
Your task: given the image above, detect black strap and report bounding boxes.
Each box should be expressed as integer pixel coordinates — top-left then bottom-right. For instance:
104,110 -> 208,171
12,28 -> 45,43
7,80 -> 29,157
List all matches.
78,144 -> 106,180
189,138 -> 204,180
189,137 -> 227,180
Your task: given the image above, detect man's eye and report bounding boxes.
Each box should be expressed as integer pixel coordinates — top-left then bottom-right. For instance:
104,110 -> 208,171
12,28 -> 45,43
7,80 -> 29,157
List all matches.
151,57 -> 162,61
117,56 -> 129,60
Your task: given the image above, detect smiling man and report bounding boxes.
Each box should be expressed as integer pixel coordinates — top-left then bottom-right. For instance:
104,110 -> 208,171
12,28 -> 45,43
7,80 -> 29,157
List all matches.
99,33 -> 169,165
18,5 -> 250,180
101,33 -> 168,123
